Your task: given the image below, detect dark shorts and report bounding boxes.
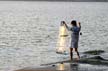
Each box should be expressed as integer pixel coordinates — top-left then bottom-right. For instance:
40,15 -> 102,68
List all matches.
70,34 -> 79,48
70,41 -> 78,48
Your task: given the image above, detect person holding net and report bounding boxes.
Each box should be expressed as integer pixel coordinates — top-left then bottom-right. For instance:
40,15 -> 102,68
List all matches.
63,20 -> 81,60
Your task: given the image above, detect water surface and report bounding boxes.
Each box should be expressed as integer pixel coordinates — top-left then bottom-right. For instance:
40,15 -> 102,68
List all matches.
0,1 -> 108,71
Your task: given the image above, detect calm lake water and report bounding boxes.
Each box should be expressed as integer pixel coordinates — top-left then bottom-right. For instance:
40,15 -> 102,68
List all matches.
0,1 -> 108,71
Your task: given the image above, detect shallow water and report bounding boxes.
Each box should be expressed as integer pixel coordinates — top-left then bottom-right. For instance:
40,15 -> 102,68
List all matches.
0,1 -> 108,71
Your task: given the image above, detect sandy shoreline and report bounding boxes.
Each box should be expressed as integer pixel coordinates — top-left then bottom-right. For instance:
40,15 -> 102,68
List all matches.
15,63 -> 108,71
15,57 -> 108,71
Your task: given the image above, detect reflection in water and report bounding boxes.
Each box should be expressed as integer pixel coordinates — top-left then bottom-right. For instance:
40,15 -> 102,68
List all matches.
69,63 -> 79,71
57,63 -> 79,71
57,63 -> 65,70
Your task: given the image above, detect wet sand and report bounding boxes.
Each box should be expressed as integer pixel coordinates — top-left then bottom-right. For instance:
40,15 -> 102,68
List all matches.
15,60 -> 108,71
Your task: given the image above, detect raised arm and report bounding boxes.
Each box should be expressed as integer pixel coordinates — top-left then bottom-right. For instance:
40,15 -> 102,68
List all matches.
62,21 -> 70,31
77,22 -> 81,28
63,22 -> 68,29
77,22 -> 82,35
77,22 -> 81,30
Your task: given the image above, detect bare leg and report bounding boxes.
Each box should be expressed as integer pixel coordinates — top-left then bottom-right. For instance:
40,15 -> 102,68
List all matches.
75,48 -> 80,60
70,48 -> 73,60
